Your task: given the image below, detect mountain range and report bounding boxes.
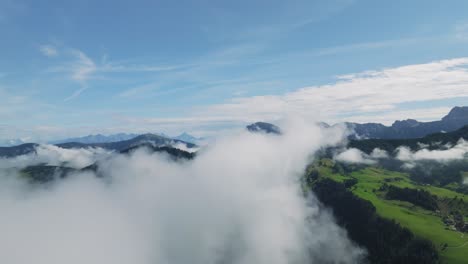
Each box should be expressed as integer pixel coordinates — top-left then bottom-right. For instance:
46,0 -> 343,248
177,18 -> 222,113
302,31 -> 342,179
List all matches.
50,133 -> 140,144
0,132 -> 202,147
0,138 -> 30,147
348,124 -> 468,154
344,106 -> 468,139
246,106 -> 468,140
1,106 -> 467,149
0,133 -> 196,158
4,107 -> 466,264
50,132 -> 204,145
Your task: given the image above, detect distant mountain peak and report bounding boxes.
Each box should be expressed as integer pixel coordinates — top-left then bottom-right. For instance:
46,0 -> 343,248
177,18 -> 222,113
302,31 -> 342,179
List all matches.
246,122 -> 281,135
442,106 -> 468,121
391,119 -> 419,128
173,132 -> 201,144
135,133 -> 167,141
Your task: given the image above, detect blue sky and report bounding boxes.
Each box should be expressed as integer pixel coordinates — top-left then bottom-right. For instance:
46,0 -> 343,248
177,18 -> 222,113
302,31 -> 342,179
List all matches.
1,0 -> 468,141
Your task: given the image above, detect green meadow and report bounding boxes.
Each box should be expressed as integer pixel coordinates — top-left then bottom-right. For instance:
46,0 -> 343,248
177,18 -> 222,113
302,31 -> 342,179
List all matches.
314,161 -> 468,264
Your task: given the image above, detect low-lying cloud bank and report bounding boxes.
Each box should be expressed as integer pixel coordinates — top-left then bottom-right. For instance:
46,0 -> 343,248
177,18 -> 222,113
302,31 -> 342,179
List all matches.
396,139 -> 468,163
0,120 -> 364,264
335,139 -> 468,166
172,142 -> 199,153
334,140 -> 468,185
0,144 -> 111,169
334,148 -> 389,165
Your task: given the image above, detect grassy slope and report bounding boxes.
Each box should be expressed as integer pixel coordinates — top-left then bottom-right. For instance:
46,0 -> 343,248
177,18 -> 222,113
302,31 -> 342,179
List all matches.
316,162 -> 468,264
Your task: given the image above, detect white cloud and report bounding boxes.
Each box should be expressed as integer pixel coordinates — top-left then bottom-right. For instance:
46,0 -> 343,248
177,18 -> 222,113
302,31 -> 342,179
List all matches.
115,57 -> 468,130
335,141 -> 468,167
70,49 -> 97,82
52,49 -> 184,85
370,148 -> 389,159
0,121 -> 364,264
60,49 -> 97,101
195,57 -> 468,125
396,139 -> 468,163
311,38 -> 421,57
334,148 -> 376,164
334,147 -> 389,164
46,48 -> 188,100
39,45 -> 58,57
8,57 -> 468,139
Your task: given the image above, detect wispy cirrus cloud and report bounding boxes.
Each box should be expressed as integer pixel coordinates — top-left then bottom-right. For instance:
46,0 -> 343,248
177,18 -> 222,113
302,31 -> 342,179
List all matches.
201,57 -> 468,124
117,83 -> 161,98
455,22 -> 468,41
114,36 -> 426,102
60,49 -> 97,101
46,48 -> 189,101
118,57 -> 468,129
202,0 -> 356,43
10,56 -> 468,139
39,45 -> 58,57
310,38 -> 423,57
69,49 -> 96,82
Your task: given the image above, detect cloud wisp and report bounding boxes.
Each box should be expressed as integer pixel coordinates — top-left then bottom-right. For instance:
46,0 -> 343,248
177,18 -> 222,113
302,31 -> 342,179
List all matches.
39,45 -> 59,57
42,47 -> 191,101
0,120 -> 364,264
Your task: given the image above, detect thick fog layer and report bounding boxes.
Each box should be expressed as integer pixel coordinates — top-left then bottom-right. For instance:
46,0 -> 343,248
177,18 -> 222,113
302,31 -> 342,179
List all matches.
0,120 -> 364,264
0,144 -> 111,169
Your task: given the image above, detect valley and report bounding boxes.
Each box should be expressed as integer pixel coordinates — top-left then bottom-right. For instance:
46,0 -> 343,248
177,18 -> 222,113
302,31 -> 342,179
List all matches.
306,163 -> 467,263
